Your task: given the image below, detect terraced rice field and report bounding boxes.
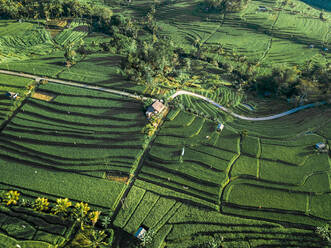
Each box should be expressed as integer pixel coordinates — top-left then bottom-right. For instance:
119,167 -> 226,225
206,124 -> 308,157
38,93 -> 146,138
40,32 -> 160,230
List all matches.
151,0 -> 331,65
54,20 -> 89,46
0,204 -> 76,247
221,121 -> 331,226
177,86 -> 243,120
57,49 -> 144,93
0,82 -> 147,210
0,20 -> 55,63
113,183 -> 328,248
135,109 -> 240,209
136,108 -> 331,224
0,74 -> 34,127
110,105 -> 330,247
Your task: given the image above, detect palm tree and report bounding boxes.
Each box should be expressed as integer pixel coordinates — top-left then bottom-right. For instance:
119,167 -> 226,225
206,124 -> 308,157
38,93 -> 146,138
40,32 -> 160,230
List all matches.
73,202 -> 90,229
69,228 -> 108,248
52,198 -> 72,216
3,190 -> 20,206
33,197 -> 50,212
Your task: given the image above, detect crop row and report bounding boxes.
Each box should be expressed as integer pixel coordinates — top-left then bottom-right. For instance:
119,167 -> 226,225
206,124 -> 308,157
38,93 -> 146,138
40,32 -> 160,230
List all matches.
120,188 -> 326,248
138,110 -> 241,209
113,183 -> 183,248
54,21 -> 89,46
222,177 -> 330,226
0,74 -> 34,126
0,82 -> 146,176
0,82 -> 147,209
0,27 -> 54,62
164,201 -> 326,248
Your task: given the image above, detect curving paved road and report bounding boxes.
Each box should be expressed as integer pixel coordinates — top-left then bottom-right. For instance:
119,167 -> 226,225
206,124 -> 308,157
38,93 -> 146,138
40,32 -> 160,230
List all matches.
0,69 -> 326,121
0,69 -> 155,102
169,90 -> 326,121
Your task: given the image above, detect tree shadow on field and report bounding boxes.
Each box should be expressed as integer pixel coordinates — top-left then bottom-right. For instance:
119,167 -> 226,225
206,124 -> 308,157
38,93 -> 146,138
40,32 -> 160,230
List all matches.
0,95 -> 9,101
298,152 -> 315,157
97,76 -> 138,89
83,54 -> 122,65
172,149 -> 181,158
298,146 -> 315,157
0,23 -> 9,28
37,56 -> 63,61
221,133 -> 238,139
155,0 -> 202,23
48,61 -> 65,66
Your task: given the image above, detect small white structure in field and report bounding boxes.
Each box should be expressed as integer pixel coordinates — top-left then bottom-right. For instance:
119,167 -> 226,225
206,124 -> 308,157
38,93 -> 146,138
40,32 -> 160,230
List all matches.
315,142 -> 326,150
145,100 -> 165,119
134,226 -> 147,240
6,92 -> 18,100
181,147 -> 185,157
258,6 -> 268,11
217,123 -> 224,132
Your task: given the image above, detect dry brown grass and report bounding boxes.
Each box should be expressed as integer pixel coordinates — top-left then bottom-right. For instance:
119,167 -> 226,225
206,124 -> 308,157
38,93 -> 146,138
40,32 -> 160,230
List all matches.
31,92 -> 55,102
106,175 -> 129,184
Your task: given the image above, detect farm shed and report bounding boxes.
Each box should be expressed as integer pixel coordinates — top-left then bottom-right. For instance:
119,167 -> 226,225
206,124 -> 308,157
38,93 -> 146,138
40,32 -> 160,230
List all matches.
315,142 -> 326,150
6,92 -> 18,100
217,123 -> 224,132
134,226 -> 147,240
146,100 -> 165,118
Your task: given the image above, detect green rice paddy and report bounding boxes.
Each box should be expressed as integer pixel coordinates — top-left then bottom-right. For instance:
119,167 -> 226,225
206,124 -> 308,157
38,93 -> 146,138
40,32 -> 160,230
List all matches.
0,0 -> 330,247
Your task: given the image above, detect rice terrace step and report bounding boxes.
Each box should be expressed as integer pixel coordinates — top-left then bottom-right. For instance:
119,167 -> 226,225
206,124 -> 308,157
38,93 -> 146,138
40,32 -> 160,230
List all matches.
0,0 -> 330,247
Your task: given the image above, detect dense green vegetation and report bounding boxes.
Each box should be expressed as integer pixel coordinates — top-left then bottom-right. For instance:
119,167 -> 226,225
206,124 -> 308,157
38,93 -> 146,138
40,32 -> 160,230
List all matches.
0,0 -> 330,247
0,204 -> 75,247
204,0 -> 250,12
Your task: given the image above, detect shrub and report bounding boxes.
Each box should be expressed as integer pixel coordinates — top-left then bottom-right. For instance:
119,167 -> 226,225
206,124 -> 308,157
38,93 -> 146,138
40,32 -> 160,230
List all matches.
69,227 -> 108,248
316,224 -> 331,243
72,202 -> 90,229
101,216 -> 111,228
89,211 -> 101,227
33,197 -> 50,212
204,0 -> 250,12
2,190 -> 20,206
52,198 -> 72,216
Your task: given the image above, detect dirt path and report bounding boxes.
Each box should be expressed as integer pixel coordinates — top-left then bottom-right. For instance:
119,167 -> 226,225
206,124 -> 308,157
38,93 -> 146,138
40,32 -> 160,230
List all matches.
258,0 -> 282,63
169,90 -> 326,121
0,69 -> 155,102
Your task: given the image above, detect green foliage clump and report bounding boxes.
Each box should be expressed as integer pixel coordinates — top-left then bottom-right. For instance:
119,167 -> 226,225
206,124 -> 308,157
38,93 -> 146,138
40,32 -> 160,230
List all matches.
52,198 -> 72,216
316,224 -> 331,243
2,190 -> 20,206
122,37 -> 181,85
68,227 -> 108,248
204,0 -> 250,12
256,62 -> 331,102
33,197 -> 49,212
